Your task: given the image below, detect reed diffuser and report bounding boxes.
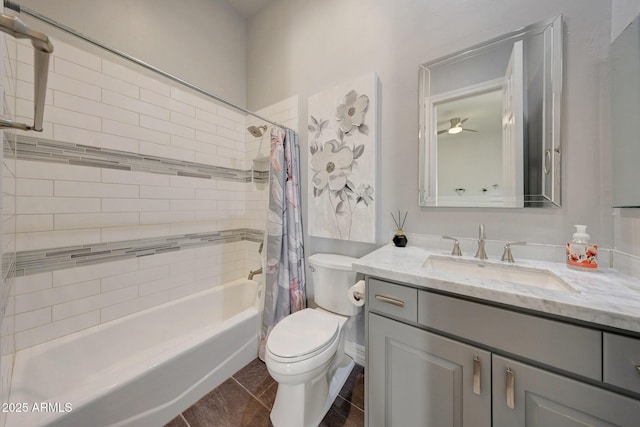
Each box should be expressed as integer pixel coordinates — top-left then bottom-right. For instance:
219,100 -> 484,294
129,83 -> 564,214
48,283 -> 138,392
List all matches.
391,210 -> 408,247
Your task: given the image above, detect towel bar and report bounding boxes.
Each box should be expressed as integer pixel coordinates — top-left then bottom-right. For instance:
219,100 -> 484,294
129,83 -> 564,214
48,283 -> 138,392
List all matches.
0,13 -> 53,131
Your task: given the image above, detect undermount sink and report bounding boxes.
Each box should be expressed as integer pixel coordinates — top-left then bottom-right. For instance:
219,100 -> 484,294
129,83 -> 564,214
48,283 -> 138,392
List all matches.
422,255 -> 576,292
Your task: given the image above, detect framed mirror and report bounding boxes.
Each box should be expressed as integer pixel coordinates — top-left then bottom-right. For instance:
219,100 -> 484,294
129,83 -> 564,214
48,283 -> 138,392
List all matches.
611,14 -> 640,208
418,16 -> 562,208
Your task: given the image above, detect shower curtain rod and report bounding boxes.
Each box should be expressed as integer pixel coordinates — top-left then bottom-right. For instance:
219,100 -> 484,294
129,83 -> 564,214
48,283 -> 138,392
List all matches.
3,0 -> 291,132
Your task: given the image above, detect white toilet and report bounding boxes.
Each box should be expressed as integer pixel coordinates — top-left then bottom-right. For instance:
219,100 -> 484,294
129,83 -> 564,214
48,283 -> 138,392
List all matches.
265,253 -> 361,427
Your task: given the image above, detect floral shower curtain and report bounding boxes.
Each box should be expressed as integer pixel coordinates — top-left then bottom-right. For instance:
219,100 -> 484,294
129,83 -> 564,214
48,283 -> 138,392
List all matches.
259,127 -> 306,360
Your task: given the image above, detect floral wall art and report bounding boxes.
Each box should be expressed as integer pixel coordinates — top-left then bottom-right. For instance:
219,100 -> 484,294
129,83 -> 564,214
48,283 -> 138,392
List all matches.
307,73 -> 379,243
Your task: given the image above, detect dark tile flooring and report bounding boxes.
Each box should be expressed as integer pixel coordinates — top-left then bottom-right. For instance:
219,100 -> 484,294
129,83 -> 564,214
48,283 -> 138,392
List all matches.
165,358 -> 365,427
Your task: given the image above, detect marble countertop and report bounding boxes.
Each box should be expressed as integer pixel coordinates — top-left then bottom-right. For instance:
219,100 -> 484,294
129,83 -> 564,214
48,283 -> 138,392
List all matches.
353,244 -> 640,334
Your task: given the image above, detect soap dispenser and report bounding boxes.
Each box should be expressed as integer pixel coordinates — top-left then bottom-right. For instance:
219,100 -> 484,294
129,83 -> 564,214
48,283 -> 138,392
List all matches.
566,225 -> 598,271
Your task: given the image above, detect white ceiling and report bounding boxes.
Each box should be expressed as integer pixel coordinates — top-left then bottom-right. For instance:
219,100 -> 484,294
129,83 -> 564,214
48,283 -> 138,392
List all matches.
225,0 -> 274,18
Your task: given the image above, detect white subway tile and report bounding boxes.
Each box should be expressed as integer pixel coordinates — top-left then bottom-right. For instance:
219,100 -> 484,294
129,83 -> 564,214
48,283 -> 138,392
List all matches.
101,169 -> 170,187
141,114 -> 194,139
16,42 -> 33,65
101,198 -> 170,213
138,271 -> 195,296
196,108 -> 237,130
17,160 -> 100,182
53,259 -> 139,287
103,119 -> 170,146
54,181 -> 139,198
15,80 -> 33,102
16,229 -> 102,252
53,124 -> 140,153
217,126 -> 244,143
138,247 -> 195,270
16,196 -> 100,214
16,214 -> 53,233
16,61 -> 33,84
100,290 -> 171,323
171,111 -> 217,135
14,307 -> 51,332
171,135 -> 217,156
52,286 -> 138,321
170,87 -> 217,114
15,280 -> 100,313
139,140 -> 194,162
15,311 -> 100,350
100,224 -> 170,242
15,272 -> 52,295
54,57 -> 139,98
16,178 -> 53,197
102,61 -> 170,96
217,105 -> 246,124
140,185 -> 194,199
54,212 -> 139,230
17,196 -> 101,214
52,40 -> 102,71
55,91 -> 138,126
48,73 -> 101,101
101,264 -> 170,293
103,90 -> 170,121
169,174 -> 217,190
139,211 -> 195,224
140,88 -> 195,117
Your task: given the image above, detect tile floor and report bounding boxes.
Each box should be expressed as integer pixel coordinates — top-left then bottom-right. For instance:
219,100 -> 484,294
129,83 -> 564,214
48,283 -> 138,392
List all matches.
164,358 -> 365,427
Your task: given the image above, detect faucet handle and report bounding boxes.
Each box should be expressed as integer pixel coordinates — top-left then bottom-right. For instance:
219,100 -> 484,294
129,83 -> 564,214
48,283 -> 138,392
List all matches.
442,235 -> 462,256
501,241 -> 527,263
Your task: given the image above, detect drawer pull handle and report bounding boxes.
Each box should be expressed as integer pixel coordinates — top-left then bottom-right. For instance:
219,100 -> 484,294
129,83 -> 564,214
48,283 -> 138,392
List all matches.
374,294 -> 405,307
506,368 -> 515,409
473,355 -> 481,395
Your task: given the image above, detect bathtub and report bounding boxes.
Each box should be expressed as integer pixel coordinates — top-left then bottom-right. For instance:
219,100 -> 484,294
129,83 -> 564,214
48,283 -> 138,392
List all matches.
6,278 -> 260,427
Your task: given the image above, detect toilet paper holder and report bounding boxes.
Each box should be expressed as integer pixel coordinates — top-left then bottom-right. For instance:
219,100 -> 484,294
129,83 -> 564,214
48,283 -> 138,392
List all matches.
352,291 -> 364,301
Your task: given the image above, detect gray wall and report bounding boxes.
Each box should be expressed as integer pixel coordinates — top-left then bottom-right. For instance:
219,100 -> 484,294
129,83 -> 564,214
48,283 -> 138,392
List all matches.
246,0 -> 615,265
18,0 -> 248,107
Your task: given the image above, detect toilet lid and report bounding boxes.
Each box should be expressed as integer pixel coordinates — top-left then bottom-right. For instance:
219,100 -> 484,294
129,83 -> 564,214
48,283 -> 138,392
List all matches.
267,309 -> 339,359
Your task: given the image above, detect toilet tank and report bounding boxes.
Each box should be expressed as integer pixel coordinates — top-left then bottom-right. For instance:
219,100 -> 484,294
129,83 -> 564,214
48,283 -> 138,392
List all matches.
308,253 -> 360,316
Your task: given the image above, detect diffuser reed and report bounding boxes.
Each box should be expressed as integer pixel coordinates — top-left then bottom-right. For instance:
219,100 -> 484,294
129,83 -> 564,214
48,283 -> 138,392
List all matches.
391,210 -> 408,247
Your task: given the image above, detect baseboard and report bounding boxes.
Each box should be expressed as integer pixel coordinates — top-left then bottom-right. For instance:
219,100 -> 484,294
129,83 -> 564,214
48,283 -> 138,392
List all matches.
344,340 -> 365,366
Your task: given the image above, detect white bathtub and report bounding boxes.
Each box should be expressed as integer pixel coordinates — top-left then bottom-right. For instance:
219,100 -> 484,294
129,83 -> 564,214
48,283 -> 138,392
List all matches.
7,278 -> 260,427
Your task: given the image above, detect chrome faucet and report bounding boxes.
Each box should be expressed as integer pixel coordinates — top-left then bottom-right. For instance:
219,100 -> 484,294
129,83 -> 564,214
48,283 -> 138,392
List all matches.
474,224 -> 488,260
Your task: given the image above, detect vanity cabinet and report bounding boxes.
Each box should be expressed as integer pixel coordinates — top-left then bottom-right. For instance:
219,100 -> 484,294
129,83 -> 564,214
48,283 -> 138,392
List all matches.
365,277 -> 640,427
368,313 -> 491,427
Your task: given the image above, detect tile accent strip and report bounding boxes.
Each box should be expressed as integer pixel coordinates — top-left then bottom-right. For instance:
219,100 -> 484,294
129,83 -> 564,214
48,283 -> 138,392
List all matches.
4,135 -> 269,183
14,228 -> 264,277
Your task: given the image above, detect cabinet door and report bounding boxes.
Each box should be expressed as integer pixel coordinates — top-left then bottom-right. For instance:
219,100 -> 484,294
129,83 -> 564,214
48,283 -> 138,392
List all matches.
368,313 -> 491,427
492,355 -> 640,427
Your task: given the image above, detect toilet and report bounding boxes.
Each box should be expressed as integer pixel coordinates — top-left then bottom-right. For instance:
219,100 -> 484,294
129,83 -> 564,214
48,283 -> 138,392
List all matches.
265,253 -> 361,427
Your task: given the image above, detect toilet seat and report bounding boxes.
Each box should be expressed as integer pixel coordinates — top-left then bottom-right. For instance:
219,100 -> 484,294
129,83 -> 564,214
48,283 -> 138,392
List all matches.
267,308 -> 340,363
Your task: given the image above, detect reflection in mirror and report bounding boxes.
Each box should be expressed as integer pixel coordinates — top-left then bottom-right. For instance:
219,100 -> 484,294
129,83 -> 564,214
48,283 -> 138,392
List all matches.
611,14 -> 640,207
419,16 -> 562,208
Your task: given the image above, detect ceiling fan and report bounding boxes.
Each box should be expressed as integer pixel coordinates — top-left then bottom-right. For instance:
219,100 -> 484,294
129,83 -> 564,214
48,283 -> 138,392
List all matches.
438,117 -> 478,135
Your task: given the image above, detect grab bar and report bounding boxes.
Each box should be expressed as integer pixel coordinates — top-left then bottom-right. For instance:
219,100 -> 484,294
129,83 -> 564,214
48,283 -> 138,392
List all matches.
0,12 -> 53,131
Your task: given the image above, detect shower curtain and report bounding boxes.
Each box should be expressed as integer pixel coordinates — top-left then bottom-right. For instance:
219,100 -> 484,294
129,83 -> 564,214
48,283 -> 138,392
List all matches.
259,127 -> 306,360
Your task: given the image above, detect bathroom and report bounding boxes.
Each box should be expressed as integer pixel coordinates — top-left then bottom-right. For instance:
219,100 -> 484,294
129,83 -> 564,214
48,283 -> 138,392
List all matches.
1,0 -> 640,426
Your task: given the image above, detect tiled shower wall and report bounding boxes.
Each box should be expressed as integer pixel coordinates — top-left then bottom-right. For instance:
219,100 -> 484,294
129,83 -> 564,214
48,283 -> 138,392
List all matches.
1,21 -> 18,427
0,34 -> 298,353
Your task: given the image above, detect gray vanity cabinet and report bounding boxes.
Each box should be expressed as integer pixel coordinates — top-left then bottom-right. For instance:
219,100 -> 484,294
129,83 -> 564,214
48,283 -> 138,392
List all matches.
365,277 -> 640,427
492,355 -> 640,426
368,313 -> 491,427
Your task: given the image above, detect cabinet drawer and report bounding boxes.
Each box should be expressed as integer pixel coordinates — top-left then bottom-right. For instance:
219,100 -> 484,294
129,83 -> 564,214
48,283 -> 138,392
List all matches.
604,332 -> 640,394
367,278 -> 417,323
418,290 -> 602,380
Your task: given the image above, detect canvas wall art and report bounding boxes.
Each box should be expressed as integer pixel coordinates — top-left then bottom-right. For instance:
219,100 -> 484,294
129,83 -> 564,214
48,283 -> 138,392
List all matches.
307,72 -> 379,243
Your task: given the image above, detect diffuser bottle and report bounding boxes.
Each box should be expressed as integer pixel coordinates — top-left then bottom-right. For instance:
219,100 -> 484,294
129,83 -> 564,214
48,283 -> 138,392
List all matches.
566,225 -> 598,271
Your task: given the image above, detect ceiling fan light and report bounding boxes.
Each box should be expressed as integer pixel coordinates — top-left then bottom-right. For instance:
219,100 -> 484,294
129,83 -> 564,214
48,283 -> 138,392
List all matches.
448,126 -> 463,134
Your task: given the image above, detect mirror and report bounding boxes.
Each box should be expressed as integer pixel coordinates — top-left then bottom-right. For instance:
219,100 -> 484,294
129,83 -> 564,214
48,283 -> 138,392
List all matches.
610,14 -> 640,208
419,16 -> 562,208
